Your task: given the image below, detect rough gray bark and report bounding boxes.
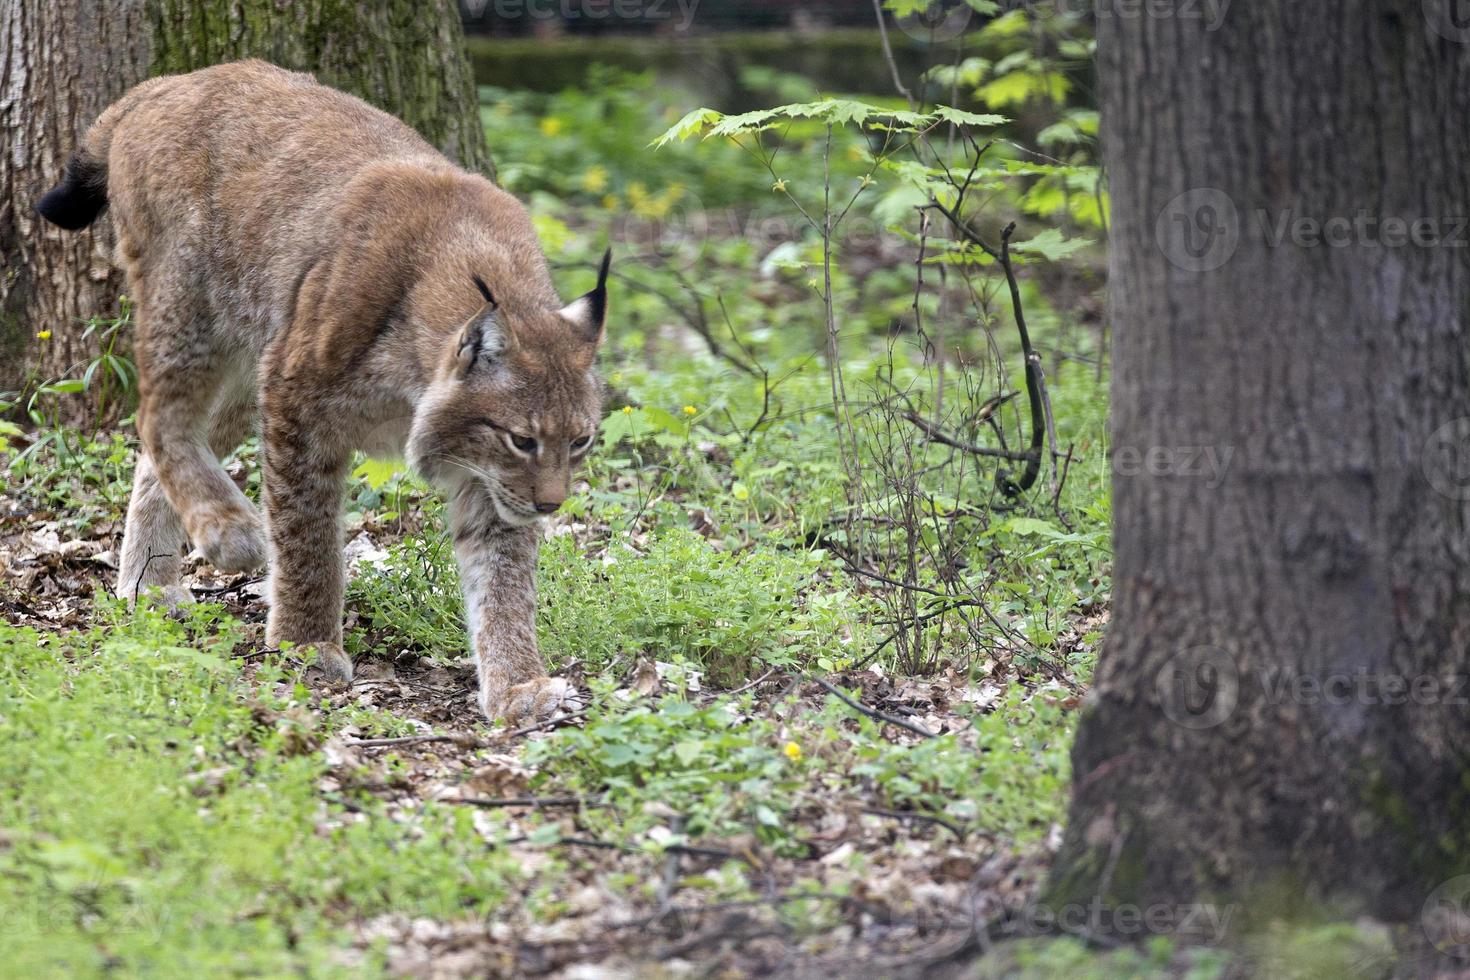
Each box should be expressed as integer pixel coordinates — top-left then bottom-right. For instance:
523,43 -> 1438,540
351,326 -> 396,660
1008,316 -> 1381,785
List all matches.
1,0 -> 490,405
148,0 -> 491,179
0,0 -> 151,398
1046,0 -> 1470,951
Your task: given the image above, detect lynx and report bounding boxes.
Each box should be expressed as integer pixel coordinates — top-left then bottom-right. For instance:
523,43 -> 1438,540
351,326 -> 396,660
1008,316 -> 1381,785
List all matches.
36,60 -> 605,722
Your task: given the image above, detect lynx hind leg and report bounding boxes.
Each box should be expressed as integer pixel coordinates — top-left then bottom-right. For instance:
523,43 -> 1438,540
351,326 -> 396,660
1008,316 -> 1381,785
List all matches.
116,395 -> 258,607
115,453 -> 191,608
137,348 -> 266,574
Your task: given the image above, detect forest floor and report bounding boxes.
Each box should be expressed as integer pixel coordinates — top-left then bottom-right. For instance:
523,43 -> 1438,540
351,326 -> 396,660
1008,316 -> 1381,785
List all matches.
0,403 -> 1111,977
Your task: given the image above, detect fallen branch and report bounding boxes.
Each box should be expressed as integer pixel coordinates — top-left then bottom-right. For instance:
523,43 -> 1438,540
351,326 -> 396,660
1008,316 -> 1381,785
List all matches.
353,705 -> 592,750
812,676 -> 937,738
722,667 -> 778,698
506,834 -> 741,863
347,732 -> 482,749
451,795 -> 596,809
190,576 -> 260,597
860,806 -> 968,840
494,707 -> 592,740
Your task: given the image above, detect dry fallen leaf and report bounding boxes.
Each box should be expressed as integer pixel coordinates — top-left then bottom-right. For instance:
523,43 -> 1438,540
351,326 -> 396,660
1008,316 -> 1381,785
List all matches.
629,658 -> 660,697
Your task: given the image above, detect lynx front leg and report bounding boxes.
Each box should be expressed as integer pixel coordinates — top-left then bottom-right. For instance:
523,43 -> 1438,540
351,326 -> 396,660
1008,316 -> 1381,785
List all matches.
261,408 -> 353,684
451,488 -> 578,723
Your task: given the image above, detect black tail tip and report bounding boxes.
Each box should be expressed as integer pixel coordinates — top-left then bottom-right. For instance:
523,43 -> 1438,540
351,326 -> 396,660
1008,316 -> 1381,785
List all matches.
36,154 -> 108,231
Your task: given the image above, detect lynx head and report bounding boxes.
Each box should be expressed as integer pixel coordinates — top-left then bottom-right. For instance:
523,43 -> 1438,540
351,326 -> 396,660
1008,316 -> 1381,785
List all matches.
407,251 -> 608,525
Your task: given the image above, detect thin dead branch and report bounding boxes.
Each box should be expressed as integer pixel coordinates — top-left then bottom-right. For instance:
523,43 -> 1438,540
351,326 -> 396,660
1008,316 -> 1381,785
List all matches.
812,676 -> 937,739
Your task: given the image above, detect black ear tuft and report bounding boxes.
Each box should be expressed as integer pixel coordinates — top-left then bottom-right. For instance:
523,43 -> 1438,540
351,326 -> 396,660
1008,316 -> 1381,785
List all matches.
472,274 -> 496,308
590,247 -> 611,327
557,248 -> 611,343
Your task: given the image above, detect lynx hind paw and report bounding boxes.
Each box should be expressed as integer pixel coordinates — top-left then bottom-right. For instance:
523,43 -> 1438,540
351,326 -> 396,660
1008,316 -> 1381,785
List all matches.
483,677 -> 584,724
302,643 -> 354,687
193,508 -> 267,573
126,584 -> 195,611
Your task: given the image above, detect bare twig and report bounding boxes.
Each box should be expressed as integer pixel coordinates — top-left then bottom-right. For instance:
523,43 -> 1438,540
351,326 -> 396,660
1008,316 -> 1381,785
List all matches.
871,0 -> 915,108
450,796 -> 595,809
506,834 -> 741,863
132,550 -> 173,604
347,732 -> 481,749
494,707 -> 593,740
812,676 -> 937,738
922,196 -> 1052,497
190,576 -> 260,597
600,268 -> 759,377
722,667 -> 778,698
898,409 -> 1032,461
860,806 -> 968,839
1051,444 -> 1076,530
658,814 -> 687,909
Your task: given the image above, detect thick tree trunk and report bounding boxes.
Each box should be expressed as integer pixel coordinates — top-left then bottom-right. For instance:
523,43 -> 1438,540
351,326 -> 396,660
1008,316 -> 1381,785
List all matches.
0,0 -> 151,399
1046,0 -> 1470,952
148,0 -> 491,179
1,0 -> 490,407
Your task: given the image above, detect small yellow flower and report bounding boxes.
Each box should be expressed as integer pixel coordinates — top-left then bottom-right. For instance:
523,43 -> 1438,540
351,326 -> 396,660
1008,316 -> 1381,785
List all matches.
601,193 -> 620,211
35,330 -> 51,340
539,116 -> 565,138
682,405 -> 697,416
782,741 -> 802,761
580,164 -> 608,194
621,405 -> 634,414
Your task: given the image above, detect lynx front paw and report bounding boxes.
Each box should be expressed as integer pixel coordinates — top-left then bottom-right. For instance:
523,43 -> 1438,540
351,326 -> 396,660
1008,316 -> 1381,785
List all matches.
482,676 -> 583,724
190,506 -> 267,573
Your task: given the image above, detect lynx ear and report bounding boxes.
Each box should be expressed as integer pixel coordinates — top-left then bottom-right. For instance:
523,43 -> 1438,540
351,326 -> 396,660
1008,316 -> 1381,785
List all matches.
456,282 -> 511,373
558,248 -> 610,344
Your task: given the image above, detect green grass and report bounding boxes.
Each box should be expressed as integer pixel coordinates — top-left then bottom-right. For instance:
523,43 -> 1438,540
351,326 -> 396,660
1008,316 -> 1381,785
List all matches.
0,604 -> 521,977
0,594 -> 1079,973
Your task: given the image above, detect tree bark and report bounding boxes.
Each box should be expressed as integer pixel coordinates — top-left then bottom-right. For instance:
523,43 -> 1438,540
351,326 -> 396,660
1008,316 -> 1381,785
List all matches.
1,0 -> 490,407
1046,0 -> 1470,953
0,0 -> 151,401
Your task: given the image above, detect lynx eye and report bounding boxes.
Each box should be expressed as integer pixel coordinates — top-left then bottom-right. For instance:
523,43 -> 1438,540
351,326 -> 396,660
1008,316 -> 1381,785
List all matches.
570,435 -> 593,452
484,419 -> 537,454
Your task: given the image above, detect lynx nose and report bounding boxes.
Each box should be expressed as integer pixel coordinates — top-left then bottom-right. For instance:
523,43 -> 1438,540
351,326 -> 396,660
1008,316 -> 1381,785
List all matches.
535,501 -> 561,514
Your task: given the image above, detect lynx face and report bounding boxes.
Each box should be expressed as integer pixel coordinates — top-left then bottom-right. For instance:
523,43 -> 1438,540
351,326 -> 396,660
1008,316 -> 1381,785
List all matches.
407,268 -> 606,526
